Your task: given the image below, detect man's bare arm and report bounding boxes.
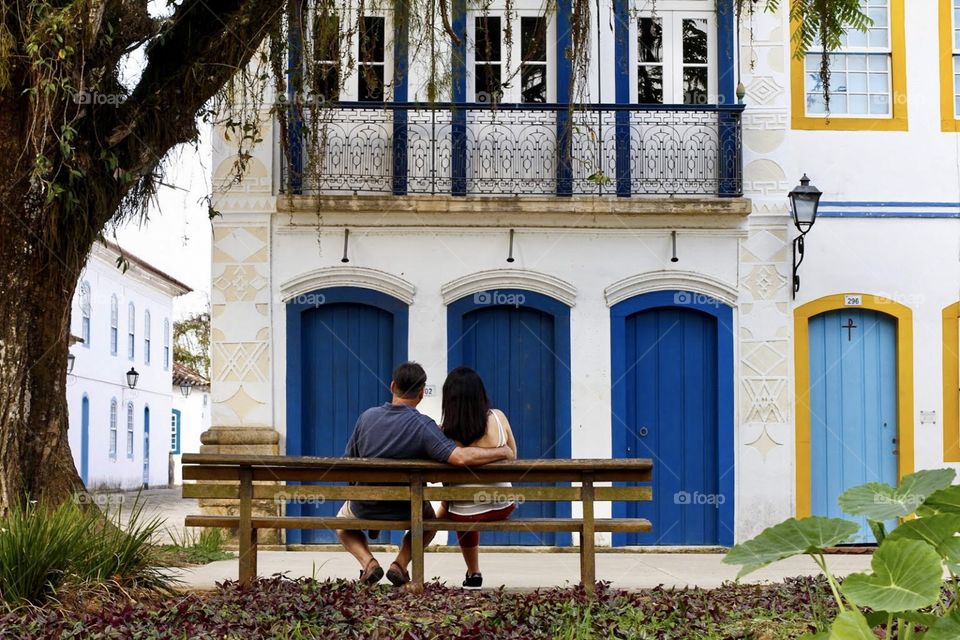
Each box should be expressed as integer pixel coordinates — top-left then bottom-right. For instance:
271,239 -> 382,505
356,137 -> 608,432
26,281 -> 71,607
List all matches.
447,445 -> 515,466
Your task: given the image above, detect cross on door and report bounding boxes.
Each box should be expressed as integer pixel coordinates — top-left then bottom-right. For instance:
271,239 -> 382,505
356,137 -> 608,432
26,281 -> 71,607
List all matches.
843,317 -> 857,341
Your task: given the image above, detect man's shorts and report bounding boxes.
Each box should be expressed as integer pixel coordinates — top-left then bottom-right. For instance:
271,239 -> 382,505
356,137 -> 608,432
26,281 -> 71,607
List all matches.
337,501 -> 437,539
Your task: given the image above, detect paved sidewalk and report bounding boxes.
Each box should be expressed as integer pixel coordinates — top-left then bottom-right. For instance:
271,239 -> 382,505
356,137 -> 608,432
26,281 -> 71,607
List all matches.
171,551 -> 873,591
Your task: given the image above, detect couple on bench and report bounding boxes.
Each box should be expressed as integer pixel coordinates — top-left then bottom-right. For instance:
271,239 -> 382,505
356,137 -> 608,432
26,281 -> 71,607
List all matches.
336,361 -> 518,590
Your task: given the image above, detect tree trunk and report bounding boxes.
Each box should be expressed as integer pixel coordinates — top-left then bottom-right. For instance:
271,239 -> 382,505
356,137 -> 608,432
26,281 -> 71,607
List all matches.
0,201 -> 87,513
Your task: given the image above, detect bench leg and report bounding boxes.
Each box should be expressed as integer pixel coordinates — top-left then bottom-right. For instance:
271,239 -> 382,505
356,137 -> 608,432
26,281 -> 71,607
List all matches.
238,466 -> 257,587
410,474 -> 425,592
580,475 -> 596,595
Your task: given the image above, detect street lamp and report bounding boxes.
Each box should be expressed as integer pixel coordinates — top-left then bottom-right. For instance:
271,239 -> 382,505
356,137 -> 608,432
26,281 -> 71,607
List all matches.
180,383 -> 192,398
126,367 -> 140,389
788,174 -> 823,298
67,352 -> 76,374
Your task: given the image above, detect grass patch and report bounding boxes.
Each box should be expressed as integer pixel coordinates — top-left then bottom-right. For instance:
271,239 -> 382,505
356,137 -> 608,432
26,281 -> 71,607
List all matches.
153,527 -> 235,567
0,575 -> 839,638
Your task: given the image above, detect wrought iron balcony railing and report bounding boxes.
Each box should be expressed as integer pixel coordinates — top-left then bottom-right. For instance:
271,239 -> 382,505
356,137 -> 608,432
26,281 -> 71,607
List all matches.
281,102 -> 744,198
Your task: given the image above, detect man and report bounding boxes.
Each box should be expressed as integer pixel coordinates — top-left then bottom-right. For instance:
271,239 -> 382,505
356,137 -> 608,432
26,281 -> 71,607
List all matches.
336,361 -> 514,587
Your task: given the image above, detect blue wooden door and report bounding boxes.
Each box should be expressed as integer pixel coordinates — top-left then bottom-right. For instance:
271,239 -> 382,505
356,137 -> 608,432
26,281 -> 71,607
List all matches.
809,309 -> 898,543
617,306 -> 720,545
80,396 -> 90,486
458,304 -> 560,545
300,302 -> 397,543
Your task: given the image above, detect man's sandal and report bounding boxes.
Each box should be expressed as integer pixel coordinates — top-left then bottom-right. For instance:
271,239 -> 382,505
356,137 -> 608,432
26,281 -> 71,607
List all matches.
386,561 -> 410,587
358,558 -> 384,586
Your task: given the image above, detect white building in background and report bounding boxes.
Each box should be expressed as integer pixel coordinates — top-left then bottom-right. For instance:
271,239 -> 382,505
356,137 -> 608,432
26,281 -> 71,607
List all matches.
170,363 -> 211,485
67,241 -> 192,490
205,0 -> 960,547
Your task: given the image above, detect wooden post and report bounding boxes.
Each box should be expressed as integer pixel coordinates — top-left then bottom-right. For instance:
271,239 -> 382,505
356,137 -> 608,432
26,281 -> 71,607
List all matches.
238,466 -> 257,586
410,472 -> 425,591
580,472 -> 596,595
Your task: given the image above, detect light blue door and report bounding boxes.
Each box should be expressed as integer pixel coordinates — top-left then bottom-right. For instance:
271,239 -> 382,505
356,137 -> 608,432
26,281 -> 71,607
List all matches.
809,309 -> 899,543
286,288 -> 409,545
80,396 -> 90,485
448,290 -> 572,546
143,407 -> 150,487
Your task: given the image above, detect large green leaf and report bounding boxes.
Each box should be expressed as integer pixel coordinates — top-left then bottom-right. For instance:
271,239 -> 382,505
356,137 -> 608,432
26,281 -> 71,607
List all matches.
838,469 -> 956,521
919,485 -> 960,517
723,517 -> 859,579
828,609 -> 876,640
924,610 -> 960,640
841,539 -> 943,612
887,513 -> 960,556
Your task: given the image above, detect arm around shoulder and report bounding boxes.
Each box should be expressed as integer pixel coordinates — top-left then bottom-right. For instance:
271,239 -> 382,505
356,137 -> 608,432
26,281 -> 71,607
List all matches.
448,444 -> 514,466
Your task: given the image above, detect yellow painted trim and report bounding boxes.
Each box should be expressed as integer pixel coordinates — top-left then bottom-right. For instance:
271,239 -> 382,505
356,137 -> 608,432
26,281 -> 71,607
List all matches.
940,0 -> 960,132
790,0 -> 908,132
794,294 -> 915,518
944,302 -> 960,461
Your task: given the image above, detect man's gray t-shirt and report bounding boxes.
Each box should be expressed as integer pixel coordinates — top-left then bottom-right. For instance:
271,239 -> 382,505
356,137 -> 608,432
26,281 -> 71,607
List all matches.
344,403 -> 457,519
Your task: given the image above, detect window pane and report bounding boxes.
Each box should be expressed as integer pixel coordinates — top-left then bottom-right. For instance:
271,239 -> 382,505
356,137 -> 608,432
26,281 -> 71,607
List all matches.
521,17 -> 547,62
638,66 -> 663,103
521,65 -> 546,103
360,17 -> 385,63
848,94 -> 869,114
358,66 -> 384,101
682,18 -> 708,64
475,16 -> 501,62
638,18 -> 662,63
313,14 -> 340,61
683,68 -> 708,105
313,64 -> 339,101
870,94 -> 890,114
475,64 -> 501,102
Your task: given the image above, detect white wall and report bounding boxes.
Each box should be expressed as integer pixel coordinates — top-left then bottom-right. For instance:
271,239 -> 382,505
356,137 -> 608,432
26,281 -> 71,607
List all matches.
170,389 -> 211,485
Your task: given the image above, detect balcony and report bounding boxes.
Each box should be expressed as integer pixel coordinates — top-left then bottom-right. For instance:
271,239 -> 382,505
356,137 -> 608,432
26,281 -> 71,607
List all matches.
281,102 -> 744,198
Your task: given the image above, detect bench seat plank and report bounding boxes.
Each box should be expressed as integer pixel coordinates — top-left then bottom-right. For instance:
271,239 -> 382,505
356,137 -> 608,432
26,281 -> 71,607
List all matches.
184,515 -> 652,533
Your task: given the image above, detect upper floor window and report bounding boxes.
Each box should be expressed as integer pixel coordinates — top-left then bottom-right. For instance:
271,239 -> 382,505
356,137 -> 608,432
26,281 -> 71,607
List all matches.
359,16 -> 385,101
127,302 -> 135,360
144,310 -> 152,366
110,294 -> 118,356
940,0 -> 960,129
79,281 -> 91,347
469,13 -> 554,104
308,8 -> 393,102
793,0 -> 906,130
163,319 -> 171,371
312,9 -> 340,101
109,398 -> 118,459
635,11 -> 715,105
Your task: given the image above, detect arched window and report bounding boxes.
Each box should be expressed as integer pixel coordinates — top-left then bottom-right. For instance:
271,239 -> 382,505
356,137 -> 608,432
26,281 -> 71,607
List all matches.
163,318 -> 171,370
110,294 -> 119,356
144,310 -> 151,366
127,302 -> 136,360
80,281 -> 91,347
126,402 -> 135,459
109,398 -> 118,459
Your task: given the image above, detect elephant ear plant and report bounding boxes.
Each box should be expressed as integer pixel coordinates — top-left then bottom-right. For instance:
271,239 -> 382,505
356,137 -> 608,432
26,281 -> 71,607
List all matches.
724,469 -> 960,639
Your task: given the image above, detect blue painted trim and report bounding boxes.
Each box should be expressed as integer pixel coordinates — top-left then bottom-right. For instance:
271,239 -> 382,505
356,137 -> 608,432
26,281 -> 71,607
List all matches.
717,0 -> 736,107
820,211 -> 960,219
556,0 -> 573,196
286,0 -> 305,194
610,290 -> 735,547
613,0 -> 631,196
451,0 -> 467,195
392,11 -> 409,195
821,201 -> 960,208
285,286 -> 409,544
171,409 -> 182,455
718,108 -> 742,197
446,290 -> 573,546
80,394 -> 90,485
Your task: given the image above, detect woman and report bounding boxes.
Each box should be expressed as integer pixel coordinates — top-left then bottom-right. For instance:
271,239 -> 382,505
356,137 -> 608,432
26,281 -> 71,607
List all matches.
437,366 -> 518,589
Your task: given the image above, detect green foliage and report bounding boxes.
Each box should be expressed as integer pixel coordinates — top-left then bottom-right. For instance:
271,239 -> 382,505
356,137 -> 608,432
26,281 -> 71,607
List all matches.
173,311 -> 211,379
724,468 -> 960,638
0,495 -> 175,607
155,526 -> 234,566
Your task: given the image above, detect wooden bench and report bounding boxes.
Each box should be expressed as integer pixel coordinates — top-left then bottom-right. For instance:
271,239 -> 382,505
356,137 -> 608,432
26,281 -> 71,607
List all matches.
181,454 -> 653,593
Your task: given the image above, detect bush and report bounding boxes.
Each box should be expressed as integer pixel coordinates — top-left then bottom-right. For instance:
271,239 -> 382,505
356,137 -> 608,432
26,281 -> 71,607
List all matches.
0,495 -> 175,607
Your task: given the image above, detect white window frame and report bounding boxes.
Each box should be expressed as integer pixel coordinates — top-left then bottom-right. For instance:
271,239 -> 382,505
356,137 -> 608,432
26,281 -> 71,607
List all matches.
466,8 -> 557,104
80,281 -> 92,348
109,399 -> 118,460
953,0 -> 960,117
144,309 -> 151,366
804,0 -> 893,118
126,402 -> 135,459
629,5 -> 718,105
127,302 -> 136,361
163,318 -> 171,370
110,294 -> 119,356
305,6 -> 395,102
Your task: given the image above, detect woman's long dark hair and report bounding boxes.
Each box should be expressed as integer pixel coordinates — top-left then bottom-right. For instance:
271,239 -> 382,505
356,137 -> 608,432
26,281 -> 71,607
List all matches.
441,367 -> 490,446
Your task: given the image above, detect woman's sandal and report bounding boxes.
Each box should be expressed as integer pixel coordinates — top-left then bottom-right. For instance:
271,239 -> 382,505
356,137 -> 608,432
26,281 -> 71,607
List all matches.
358,558 -> 384,586
386,561 -> 410,587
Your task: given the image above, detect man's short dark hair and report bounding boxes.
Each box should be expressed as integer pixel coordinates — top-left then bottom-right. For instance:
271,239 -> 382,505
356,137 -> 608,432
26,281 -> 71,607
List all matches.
392,361 -> 427,399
